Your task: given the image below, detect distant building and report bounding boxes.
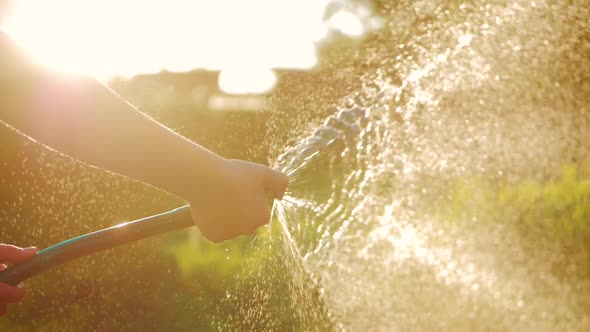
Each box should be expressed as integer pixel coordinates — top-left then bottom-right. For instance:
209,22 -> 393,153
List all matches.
109,68 -> 316,113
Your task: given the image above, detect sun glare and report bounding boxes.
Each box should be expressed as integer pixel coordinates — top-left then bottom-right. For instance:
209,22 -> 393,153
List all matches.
1,0 -> 338,94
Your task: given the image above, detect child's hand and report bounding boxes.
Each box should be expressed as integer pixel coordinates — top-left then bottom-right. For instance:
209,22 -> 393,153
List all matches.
0,244 -> 37,316
187,159 -> 288,242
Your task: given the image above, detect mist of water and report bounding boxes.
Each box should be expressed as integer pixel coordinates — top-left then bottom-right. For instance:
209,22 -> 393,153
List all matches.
225,1 -> 590,330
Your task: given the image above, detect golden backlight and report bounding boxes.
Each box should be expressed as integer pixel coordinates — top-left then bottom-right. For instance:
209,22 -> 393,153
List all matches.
2,0 -> 364,94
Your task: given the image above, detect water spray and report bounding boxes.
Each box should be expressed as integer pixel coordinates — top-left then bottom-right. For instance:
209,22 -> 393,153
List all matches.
0,205 -> 193,286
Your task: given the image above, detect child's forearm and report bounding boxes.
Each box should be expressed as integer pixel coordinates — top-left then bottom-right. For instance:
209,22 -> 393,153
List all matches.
40,77 -> 222,200
0,33 -> 222,201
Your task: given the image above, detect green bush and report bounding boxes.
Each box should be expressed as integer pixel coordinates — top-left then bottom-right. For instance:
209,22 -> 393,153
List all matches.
445,162 -> 590,240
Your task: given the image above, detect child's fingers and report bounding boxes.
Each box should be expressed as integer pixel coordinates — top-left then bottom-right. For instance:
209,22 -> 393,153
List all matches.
0,245 -> 37,263
0,283 -> 25,303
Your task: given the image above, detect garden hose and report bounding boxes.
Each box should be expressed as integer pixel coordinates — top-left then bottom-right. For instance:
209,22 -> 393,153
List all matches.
0,205 -> 194,286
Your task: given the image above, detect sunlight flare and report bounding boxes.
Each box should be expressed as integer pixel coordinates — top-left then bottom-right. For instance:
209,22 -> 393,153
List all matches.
2,0 -> 332,88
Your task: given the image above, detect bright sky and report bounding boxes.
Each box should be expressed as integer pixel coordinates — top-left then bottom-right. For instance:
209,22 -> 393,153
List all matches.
2,0 -> 365,93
